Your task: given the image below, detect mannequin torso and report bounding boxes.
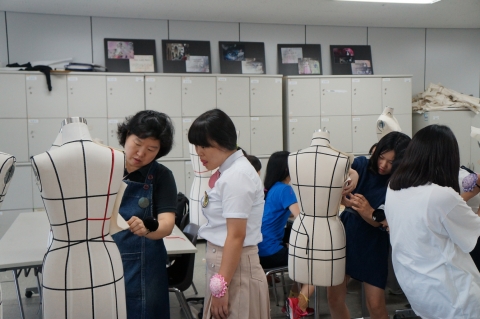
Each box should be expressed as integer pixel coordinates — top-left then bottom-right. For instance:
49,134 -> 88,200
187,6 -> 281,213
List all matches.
0,152 -> 16,210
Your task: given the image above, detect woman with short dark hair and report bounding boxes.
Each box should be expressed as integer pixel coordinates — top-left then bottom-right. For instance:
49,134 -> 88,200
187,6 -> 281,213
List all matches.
188,109 -> 269,319
112,110 -> 177,319
386,125 -> 480,318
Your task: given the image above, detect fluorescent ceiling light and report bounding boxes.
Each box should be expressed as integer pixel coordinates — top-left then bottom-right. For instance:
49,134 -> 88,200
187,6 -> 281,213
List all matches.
335,0 -> 440,3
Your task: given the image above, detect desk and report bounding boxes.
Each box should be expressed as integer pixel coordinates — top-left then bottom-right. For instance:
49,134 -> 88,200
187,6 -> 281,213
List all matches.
0,211 -> 197,319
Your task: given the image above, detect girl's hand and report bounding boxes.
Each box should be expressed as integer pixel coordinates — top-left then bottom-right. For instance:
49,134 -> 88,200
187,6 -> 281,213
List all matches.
343,169 -> 359,195
210,290 -> 229,319
349,194 -> 374,219
127,216 -> 150,237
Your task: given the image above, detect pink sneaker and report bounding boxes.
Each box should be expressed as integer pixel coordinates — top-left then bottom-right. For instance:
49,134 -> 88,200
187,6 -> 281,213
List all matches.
286,297 -> 308,319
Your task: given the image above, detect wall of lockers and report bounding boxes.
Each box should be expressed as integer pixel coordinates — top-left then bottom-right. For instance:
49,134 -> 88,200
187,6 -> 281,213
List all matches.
0,71 -> 284,212
284,75 -> 412,153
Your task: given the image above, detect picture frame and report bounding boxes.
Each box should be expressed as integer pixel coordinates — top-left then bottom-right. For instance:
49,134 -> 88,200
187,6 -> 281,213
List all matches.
104,38 -> 157,73
162,40 -> 212,74
219,41 -> 265,74
277,44 -> 322,76
330,45 -> 373,75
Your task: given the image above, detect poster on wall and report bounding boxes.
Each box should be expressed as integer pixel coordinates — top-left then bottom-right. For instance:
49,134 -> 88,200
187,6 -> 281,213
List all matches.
162,40 -> 211,74
277,44 -> 322,76
104,38 -> 157,73
330,45 -> 373,75
219,41 -> 265,74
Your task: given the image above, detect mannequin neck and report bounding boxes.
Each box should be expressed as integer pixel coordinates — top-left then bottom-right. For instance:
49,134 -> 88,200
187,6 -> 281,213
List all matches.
310,131 -> 330,147
61,123 -> 92,144
382,107 -> 394,117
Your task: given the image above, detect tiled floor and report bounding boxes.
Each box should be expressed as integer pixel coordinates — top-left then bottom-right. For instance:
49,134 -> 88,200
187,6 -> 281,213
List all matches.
1,241 -> 410,319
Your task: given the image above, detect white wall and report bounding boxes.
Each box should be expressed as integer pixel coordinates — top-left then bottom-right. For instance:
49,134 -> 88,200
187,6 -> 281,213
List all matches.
0,12 -> 7,67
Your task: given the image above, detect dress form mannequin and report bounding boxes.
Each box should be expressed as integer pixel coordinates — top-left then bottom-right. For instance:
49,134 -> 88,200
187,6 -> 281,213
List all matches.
31,117 -> 126,319
376,107 -> 401,140
288,130 -> 352,286
0,152 -> 16,210
188,143 -> 214,226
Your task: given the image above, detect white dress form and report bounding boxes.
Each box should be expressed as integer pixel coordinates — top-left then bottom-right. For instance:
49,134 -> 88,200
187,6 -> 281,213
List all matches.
0,152 -> 16,210
31,119 -> 126,319
376,107 -> 401,140
288,131 -> 352,286
188,143 -> 214,226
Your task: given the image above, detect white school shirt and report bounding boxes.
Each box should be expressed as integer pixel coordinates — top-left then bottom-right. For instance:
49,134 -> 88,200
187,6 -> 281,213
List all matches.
385,184 -> 480,319
199,150 -> 265,247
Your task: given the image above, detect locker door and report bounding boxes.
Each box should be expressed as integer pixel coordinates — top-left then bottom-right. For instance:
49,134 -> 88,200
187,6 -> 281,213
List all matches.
145,76 -> 182,117
67,75 -> 107,118
26,73 -> 68,118
259,157 -> 269,184
0,74 -> 27,118
320,78 -> 351,116
217,77 -> 250,117
230,117 -> 251,154
286,78 -> 321,117
382,78 -> 412,114
352,78 -> 382,115
395,114 -> 413,138
107,118 -> 124,150
181,77 -> 216,117
28,118 -> 63,158
182,118 -> 195,159
165,117 -> 183,158
321,116 -> 353,153
471,115 -> 480,171
250,116 -> 283,156
1,166 -> 33,210
184,161 -> 194,197
0,119 -> 29,162
250,77 -> 282,116
352,115 -> 378,154
158,160 -> 186,195
107,75 -> 145,118
84,118 -> 108,146
286,117 -> 321,152
438,111 -> 471,166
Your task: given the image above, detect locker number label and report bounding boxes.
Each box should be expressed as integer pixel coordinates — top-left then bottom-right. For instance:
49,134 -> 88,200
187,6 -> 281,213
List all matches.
68,77 -> 78,82
352,79 -> 360,83
135,77 -> 144,82
28,119 -> 39,124
433,116 -> 440,120
404,78 -> 411,82
289,81 -> 297,85
275,79 -> 282,83
326,89 -> 347,93
218,78 -> 227,82
321,118 -> 330,122
107,77 -> 117,82
382,78 -> 391,82
251,117 -> 259,121
352,118 -> 361,122
183,119 -> 192,123
108,119 -> 119,124
183,78 -> 192,84
321,80 -> 329,84
26,76 -> 37,81
251,80 -> 259,84
289,119 -> 298,122
146,78 -> 155,82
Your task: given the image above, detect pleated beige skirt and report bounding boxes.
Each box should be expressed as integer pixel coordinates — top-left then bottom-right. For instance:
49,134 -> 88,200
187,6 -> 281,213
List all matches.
203,242 -> 271,319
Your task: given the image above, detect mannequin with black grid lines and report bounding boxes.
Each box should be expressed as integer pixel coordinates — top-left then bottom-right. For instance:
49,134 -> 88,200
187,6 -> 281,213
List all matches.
288,130 -> 352,286
0,152 -> 16,210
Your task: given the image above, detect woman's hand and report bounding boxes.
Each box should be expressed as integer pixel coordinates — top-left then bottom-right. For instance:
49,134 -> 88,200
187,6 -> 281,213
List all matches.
210,290 -> 229,319
343,169 -> 359,195
127,216 -> 150,237
349,194 -> 374,220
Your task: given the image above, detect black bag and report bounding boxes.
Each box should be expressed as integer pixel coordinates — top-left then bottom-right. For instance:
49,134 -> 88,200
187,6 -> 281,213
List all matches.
176,192 -> 190,231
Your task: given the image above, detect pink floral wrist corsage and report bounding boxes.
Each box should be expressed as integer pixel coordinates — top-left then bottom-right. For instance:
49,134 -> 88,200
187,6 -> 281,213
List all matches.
210,273 -> 228,298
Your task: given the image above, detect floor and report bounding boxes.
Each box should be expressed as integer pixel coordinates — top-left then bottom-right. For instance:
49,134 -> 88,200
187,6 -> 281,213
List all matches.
1,240 -> 411,319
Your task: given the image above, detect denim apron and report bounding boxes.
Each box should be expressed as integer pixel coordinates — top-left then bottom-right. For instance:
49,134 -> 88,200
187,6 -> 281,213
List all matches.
112,162 -> 169,319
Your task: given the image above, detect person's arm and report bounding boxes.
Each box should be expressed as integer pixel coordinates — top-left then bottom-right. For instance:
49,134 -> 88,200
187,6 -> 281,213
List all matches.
126,212 -> 175,239
289,202 -> 301,218
460,173 -> 480,202
343,168 -> 359,195
348,193 -> 382,227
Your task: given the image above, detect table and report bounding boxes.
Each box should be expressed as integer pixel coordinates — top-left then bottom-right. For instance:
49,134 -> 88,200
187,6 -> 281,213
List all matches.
0,211 -> 197,319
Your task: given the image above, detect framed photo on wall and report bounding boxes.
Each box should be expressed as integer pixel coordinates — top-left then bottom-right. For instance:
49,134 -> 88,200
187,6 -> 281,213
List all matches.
162,40 -> 211,73
219,41 -> 265,74
330,45 -> 373,75
104,38 -> 157,72
277,44 -> 322,76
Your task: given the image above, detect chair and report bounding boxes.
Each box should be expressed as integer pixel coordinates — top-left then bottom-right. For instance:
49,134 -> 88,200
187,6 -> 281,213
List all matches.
168,223 -> 200,319
264,265 -> 289,306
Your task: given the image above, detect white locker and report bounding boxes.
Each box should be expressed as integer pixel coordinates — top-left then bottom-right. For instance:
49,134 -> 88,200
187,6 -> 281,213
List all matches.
158,160 -> 186,195
320,78 -> 351,116
216,77 -> 250,117
28,118 -> 63,158
352,115 -> 378,154
471,115 -> 480,171
106,75 -> 145,118
107,118 -> 124,150
395,114 -> 413,138
352,78 -> 382,115
145,76 -> 182,117
0,73 -> 27,118
184,161 -> 194,197
26,73 -> 68,119
286,78 -> 321,117
67,75 -> 107,118
181,77 -> 216,117
250,77 -> 282,116
166,117 -> 183,158
84,118 -> 108,146
250,116 -> 283,156
321,116 -> 353,153
230,117 -> 251,154
382,78 -> 412,114
259,157 -> 269,184
0,119 -> 29,162
286,117 -> 321,152
181,118 -> 195,159
1,165 -> 33,210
